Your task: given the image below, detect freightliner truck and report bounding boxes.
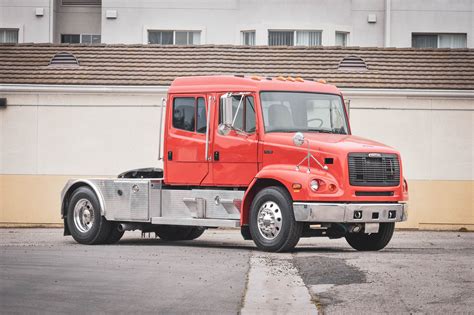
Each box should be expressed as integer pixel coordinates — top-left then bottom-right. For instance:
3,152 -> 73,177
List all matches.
61,75 -> 408,252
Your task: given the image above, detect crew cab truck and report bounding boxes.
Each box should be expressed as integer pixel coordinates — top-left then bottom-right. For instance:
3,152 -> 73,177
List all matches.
61,75 -> 408,252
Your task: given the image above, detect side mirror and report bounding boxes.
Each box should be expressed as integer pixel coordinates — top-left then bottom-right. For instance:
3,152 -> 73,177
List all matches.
222,94 -> 234,126
217,123 -> 231,136
293,132 -> 305,146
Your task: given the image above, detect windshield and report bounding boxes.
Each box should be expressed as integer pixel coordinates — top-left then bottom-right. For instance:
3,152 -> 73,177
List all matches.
260,92 -> 348,134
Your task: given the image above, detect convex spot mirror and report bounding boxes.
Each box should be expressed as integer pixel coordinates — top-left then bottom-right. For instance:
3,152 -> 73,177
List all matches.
293,132 -> 305,146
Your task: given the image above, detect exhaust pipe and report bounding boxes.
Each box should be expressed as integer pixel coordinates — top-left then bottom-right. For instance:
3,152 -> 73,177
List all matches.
117,223 -> 141,232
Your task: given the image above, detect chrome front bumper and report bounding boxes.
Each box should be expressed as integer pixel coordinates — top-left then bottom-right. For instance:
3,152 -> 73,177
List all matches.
293,202 -> 408,223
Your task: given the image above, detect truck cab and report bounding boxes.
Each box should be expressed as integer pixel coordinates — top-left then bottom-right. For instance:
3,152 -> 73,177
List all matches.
61,75 -> 408,252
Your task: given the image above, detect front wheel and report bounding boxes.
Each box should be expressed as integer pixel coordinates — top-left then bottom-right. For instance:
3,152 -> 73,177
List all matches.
249,186 -> 303,252
345,223 -> 395,251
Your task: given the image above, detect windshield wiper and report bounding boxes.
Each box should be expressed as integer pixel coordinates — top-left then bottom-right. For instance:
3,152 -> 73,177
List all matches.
306,128 -> 333,133
266,129 -> 298,133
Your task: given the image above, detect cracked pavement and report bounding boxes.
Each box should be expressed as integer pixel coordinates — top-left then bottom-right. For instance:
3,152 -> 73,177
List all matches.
1,229 -> 473,314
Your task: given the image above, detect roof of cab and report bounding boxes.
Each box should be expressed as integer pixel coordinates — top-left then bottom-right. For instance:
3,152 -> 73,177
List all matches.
168,75 -> 341,95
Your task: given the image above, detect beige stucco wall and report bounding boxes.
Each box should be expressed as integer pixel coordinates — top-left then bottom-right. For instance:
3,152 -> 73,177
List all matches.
0,175 -> 472,230
0,87 -> 473,230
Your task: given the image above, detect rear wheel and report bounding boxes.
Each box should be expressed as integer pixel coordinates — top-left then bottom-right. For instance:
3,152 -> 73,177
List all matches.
155,225 -> 205,241
249,186 -> 303,252
104,223 -> 125,244
345,223 -> 395,251
67,186 -> 112,245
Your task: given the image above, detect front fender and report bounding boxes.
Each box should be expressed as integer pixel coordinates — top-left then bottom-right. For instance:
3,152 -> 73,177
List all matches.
241,164 -> 340,225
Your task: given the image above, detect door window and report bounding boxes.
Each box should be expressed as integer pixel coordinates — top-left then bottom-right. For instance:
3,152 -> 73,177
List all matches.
219,95 -> 256,133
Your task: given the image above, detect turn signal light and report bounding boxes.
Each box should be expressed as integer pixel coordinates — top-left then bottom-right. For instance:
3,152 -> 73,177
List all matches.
292,183 -> 302,192
328,184 -> 337,192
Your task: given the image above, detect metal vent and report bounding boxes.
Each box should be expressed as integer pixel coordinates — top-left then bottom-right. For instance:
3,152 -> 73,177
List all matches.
348,153 -> 400,187
338,55 -> 368,71
49,52 -> 79,66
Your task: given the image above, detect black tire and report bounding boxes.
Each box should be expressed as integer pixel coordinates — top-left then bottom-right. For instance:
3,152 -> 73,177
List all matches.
183,226 -> 206,240
345,223 -> 395,251
249,186 -> 303,252
154,225 -> 204,241
104,223 -> 125,244
66,186 -> 112,245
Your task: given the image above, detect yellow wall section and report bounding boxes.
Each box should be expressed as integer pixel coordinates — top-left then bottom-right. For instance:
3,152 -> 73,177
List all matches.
0,175 -> 473,230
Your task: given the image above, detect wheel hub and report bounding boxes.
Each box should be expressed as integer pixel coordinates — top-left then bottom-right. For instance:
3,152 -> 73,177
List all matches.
257,201 -> 283,240
73,199 -> 95,233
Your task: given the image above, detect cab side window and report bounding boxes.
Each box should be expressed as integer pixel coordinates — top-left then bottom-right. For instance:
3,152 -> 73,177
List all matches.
219,95 -> 256,133
173,97 -> 206,133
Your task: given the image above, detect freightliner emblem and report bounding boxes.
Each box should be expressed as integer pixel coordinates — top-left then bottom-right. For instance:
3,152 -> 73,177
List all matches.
368,153 -> 382,158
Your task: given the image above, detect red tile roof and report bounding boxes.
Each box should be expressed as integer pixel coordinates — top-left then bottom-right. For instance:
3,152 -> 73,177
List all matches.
1,43 -> 473,90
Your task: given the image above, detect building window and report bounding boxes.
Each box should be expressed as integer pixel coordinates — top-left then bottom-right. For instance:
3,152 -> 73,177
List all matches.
0,29 -> 19,43
269,30 -> 321,46
61,34 -> 101,44
412,33 -> 467,48
269,31 -> 294,46
148,30 -> 201,45
241,31 -> 256,45
336,32 -> 348,47
62,0 -> 101,5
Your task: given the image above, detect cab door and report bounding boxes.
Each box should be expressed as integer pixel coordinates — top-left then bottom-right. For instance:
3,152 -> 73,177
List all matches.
164,95 -> 209,185
211,94 -> 259,186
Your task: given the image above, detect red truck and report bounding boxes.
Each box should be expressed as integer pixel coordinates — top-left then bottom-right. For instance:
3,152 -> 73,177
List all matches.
61,75 -> 408,252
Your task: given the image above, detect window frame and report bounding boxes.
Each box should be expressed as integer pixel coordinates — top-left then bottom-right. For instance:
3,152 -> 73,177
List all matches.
241,30 -> 256,46
412,33 -> 467,48
172,96 -> 207,134
335,31 -> 349,47
61,33 -> 101,44
268,30 -> 322,46
148,30 -> 201,45
0,28 -> 19,43
219,94 -> 256,134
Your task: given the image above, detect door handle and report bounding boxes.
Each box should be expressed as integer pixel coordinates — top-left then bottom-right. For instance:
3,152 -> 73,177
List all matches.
168,151 -> 173,161
214,151 -> 220,161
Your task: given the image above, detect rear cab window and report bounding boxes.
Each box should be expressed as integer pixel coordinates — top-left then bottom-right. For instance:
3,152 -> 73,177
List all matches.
173,96 -> 207,134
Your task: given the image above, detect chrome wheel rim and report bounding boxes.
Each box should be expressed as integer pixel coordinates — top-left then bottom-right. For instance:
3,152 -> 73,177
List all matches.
73,199 -> 95,233
257,201 -> 283,240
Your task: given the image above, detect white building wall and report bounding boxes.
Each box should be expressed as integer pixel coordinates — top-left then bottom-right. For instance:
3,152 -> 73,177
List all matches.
54,0 -> 101,43
388,0 -> 473,47
1,0 -> 472,47
0,0 -> 53,43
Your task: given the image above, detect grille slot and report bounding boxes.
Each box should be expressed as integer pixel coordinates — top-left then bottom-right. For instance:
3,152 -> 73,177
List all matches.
349,153 -> 400,187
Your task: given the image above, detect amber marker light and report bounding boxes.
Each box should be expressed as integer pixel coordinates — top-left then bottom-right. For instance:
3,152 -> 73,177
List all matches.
316,79 -> 327,84
287,76 -> 295,82
295,77 -> 304,82
328,184 -> 337,192
251,75 -> 261,81
276,76 -> 286,81
292,183 -> 302,192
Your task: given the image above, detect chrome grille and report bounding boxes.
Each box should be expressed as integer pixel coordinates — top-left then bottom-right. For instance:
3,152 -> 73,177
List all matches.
348,153 -> 400,186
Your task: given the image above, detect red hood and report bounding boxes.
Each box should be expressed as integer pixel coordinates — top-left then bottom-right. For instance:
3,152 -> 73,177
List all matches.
262,132 -> 398,155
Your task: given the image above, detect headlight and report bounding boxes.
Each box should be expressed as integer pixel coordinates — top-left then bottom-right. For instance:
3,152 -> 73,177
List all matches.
310,180 -> 319,191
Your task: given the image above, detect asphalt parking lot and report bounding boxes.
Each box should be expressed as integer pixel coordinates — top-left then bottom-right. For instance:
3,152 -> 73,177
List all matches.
0,228 -> 473,314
